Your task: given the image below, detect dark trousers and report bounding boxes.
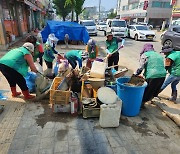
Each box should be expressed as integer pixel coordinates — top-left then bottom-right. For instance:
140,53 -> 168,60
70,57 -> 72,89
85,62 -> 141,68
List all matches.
142,77 -> 165,105
0,64 -> 28,91
44,60 -> 53,69
108,53 -> 119,71
39,53 -> 44,66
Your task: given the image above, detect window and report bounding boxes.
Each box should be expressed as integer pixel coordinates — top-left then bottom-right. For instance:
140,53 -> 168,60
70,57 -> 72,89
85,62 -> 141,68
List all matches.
152,1 -> 171,8
132,3 -> 139,9
163,2 -> 171,8
173,27 -> 180,33
152,1 -> 161,7
139,2 -> 144,8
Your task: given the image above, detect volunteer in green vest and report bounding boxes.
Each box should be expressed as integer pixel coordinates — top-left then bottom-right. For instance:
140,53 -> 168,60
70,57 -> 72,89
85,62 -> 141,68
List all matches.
26,35 -> 44,66
85,39 -> 99,68
64,50 -> 83,69
134,43 -> 166,108
0,43 -> 38,100
106,32 -> 123,71
43,33 -> 59,76
158,46 -> 180,101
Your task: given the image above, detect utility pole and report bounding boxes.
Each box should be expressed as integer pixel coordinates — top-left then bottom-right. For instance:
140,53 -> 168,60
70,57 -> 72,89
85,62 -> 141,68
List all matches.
99,0 -> 101,21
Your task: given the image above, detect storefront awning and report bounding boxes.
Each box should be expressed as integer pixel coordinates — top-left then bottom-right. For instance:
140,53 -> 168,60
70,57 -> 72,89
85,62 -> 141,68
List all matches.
24,0 -> 41,11
172,13 -> 180,17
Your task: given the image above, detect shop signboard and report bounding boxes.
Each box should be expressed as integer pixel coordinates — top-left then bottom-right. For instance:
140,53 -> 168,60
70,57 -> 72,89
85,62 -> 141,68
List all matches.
173,6 -> 180,13
128,0 -> 140,4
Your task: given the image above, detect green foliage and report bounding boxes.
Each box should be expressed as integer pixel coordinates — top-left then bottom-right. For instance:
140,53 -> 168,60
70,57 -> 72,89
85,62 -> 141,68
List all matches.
108,12 -> 117,19
53,0 -> 71,21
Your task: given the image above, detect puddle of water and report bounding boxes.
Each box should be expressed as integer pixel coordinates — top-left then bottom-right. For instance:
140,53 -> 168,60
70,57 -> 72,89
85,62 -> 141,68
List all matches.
35,104 -> 76,128
56,126 -> 69,141
121,118 -> 153,136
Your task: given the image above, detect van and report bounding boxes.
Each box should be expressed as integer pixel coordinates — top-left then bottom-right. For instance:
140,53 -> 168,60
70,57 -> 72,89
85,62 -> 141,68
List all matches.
106,19 -> 127,37
79,20 -> 97,36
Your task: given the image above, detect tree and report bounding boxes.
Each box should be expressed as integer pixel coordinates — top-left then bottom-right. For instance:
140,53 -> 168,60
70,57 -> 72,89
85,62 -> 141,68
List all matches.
108,12 -> 117,19
74,0 -> 85,22
53,0 -> 71,21
65,0 -> 76,21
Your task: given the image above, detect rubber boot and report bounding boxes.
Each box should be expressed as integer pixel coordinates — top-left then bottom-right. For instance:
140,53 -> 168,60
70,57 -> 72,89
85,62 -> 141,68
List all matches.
169,90 -> 177,102
10,87 -> 21,97
22,90 -> 35,100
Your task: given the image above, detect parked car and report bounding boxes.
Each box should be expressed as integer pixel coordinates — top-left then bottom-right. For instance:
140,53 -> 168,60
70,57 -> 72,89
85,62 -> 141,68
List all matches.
79,20 -> 97,36
105,19 -> 128,37
137,22 -> 153,29
161,26 -> 180,50
96,22 -> 107,31
128,25 -> 156,41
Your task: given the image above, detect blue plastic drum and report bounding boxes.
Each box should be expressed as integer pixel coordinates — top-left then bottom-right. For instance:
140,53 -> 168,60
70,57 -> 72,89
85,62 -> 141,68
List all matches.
117,77 -> 147,117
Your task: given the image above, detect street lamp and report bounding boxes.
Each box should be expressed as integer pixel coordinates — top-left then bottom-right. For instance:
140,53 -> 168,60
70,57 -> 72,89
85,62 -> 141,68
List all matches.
99,0 -> 101,21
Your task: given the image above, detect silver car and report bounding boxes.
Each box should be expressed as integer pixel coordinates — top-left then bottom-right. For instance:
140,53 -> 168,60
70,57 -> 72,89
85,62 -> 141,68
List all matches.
161,26 -> 180,50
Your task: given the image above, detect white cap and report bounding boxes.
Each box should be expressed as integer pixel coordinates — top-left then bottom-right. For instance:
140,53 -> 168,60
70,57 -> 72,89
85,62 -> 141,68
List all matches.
23,42 -> 34,52
48,33 -> 58,42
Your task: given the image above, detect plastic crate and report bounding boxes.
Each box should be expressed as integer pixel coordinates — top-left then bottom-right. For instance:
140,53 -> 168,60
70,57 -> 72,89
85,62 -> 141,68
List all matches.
50,77 -> 71,104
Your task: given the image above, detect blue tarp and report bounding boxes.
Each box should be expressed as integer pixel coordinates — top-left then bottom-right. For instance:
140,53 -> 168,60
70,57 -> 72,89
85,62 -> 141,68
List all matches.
41,20 -> 90,44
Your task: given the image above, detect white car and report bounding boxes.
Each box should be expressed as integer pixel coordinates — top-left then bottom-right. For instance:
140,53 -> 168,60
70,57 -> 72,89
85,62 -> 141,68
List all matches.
96,22 -> 107,31
128,25 -> 156,41
79,20 -> 97,36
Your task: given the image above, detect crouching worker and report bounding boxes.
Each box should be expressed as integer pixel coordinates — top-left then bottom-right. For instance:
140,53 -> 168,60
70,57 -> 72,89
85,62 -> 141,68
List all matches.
0,43 -> 38,100
134,43 -> 166,108
43,33 -> 59,76
64,50 -> 83,69
158,46 -> 180,101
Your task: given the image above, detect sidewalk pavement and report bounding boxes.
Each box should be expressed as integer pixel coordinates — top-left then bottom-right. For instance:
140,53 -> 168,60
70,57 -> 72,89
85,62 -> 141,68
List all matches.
0,67 -> 180,154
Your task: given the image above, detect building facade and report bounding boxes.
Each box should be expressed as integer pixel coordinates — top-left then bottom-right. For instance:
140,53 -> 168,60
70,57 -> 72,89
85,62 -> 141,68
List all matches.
117,0 -> 173,27
0,0 -> 50,51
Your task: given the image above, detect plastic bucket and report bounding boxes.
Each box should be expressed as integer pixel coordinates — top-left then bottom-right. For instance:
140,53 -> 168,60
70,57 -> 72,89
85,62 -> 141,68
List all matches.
117,77 -> 147,117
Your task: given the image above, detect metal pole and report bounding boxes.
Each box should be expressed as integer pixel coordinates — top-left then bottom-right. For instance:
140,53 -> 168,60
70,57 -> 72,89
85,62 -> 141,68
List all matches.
99,0 -> 101,21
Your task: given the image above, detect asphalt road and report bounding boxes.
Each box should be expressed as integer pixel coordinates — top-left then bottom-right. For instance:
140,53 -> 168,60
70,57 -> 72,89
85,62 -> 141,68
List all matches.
91,30 -> 180,102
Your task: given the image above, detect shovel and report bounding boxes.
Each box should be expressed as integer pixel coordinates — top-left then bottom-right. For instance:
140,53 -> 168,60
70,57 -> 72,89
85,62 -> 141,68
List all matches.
128,74 -> 145,86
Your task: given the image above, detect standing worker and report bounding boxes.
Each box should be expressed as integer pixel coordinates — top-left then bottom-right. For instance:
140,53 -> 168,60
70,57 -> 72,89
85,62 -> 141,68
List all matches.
43,33 -> 59,76
106,32 -> 124,71
25,35 -> 44,66
158,46 -> 180,101
64,50 -> 83,69
85,39 -> 99,68
0,43 -> 38,99
134,43 -> 166,108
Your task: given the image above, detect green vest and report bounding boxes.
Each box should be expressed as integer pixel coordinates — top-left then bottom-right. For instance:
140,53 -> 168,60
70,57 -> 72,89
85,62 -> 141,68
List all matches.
65,50 -> 82,61
106,38 -> 118,53
87,45 -> 97,59
0,47 -> 30,76
167,51 -> 180,76
144,51 -> 166,79
33,42 -> 41,62
43,43 -> 54,62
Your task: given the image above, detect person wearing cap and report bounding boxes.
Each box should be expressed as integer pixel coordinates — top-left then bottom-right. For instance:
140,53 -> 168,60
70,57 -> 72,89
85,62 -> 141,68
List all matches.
0,43 -> 38,99
64,50 -> 83,69
134,43 -> 166,108
25,35 -> 44,66
106,32 -> 123,71
85,38 -> 99,68
43,33 -> 59,76
158,46 -> 180,101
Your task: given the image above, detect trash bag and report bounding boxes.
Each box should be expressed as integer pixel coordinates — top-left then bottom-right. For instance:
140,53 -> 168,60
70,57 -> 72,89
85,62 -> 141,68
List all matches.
25,72 -> 37,93
54,62 -> 59,76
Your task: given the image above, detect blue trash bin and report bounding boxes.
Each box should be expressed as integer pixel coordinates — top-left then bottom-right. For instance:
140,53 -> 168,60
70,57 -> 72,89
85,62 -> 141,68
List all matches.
117,77 -> 147,117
